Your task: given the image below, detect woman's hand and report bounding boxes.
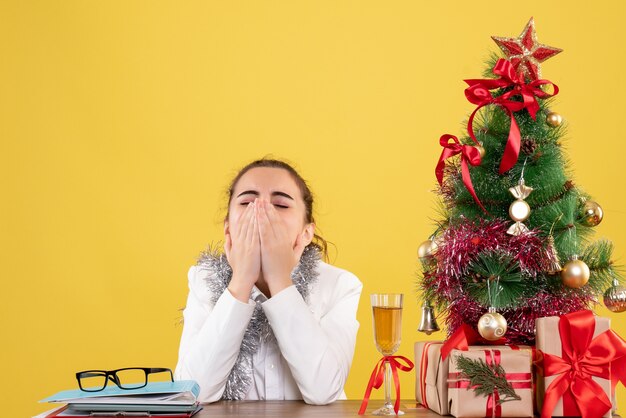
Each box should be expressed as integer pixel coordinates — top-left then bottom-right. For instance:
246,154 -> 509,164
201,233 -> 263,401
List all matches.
256,199 -> 308,296
225,199 -> 261,302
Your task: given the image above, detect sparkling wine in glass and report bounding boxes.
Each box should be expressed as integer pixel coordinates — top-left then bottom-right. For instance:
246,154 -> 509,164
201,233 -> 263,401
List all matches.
370,293 -> 404,415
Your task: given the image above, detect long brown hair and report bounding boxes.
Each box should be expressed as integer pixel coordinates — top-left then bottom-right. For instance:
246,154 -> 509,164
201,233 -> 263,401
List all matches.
225,158 -> 329,260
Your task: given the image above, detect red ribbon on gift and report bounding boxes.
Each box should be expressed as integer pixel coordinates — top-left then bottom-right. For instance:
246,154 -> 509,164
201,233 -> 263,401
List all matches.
484,350 -> 502,418
449,380 -> 532,389
540,310 -> 626,418
464,58 -> 558,174
441,323 -> 507,360
358,355 -> 414,415
449,372 -> 532,381
435,134 -> 485,212
613,355 -> 626,389
418,342 -> 436,409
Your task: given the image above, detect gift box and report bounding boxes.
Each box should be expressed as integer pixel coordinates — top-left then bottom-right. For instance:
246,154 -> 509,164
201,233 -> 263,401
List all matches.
447,347 -> 534,418
415,341 -> 534,417
414,341 -> 449,415
536,311 -> 616,418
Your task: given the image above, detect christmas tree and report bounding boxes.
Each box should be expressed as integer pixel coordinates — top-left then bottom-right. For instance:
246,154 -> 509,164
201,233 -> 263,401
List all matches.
418,18 -> 626,345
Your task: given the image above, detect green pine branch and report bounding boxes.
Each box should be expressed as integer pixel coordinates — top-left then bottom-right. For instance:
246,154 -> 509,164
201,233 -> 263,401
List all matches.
455,355 -> 521,404
465,252 -> 526,309
582,240 -> 620,293
481,53 -> 501,79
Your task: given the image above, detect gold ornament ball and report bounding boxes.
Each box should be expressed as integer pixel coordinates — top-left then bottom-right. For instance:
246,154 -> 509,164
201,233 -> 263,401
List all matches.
509,199 -> 531,222
417,239 -> 437,259
582,201 -> 603,227
546,112 -> 563,127
475,145 -> 486,159
561,258 -> 590,288
604,280 -> 626,313
477,309 -> 508,341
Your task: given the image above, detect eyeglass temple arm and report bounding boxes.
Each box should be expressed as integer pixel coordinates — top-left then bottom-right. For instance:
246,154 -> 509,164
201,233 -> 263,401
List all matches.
147,367 -> 174,381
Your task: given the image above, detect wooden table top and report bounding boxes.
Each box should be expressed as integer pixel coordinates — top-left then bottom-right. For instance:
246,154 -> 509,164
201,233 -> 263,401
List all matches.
197,400 -> 446,417
197,400 -> 622,417
36,400 -> 622,417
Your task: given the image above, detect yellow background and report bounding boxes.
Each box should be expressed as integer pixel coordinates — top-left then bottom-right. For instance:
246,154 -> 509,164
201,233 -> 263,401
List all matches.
2,1 -> 626,416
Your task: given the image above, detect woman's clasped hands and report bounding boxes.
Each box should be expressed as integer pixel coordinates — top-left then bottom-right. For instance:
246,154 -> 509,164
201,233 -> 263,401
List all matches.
225,198 -> 310,302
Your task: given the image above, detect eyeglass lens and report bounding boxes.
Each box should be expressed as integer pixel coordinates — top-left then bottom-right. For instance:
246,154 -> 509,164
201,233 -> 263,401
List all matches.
78,371 -> 109,392
115,368 -> 148,389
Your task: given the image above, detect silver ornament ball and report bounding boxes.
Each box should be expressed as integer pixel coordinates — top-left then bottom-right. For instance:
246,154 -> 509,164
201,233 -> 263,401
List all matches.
417,238 -> 438,259
604,279 -> 626,313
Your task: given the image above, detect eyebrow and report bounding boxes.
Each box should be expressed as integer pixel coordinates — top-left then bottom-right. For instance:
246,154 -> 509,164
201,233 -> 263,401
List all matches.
236,190 -> 294,200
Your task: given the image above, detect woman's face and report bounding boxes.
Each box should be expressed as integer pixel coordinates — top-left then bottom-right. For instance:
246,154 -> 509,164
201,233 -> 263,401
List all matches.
226,167 -> 314,247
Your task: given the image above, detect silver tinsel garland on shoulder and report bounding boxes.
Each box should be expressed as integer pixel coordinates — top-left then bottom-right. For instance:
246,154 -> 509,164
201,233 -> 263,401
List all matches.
196,244 -> 320,400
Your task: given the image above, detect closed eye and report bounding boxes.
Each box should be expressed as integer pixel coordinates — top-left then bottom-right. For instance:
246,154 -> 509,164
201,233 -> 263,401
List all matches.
273,204 -> 289,209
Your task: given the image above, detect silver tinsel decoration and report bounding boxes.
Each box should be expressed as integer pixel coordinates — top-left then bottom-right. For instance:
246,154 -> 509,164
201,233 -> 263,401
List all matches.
196,244 -> 320,400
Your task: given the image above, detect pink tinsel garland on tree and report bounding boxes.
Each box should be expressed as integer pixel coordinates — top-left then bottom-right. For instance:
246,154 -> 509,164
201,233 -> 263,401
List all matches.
422,218 -> 596,344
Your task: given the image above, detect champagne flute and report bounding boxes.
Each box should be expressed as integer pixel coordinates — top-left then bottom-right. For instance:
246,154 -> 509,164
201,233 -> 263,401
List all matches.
370,293 -> 404,415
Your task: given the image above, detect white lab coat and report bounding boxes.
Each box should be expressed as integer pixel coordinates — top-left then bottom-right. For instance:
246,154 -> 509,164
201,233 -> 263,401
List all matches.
174,260 -> 362,404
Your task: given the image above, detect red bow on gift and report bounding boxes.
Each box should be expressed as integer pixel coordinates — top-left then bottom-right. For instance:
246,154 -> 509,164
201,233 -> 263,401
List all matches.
464,58 -> 558,174
435,134 -> 485,212
541,310 -> 626,418
358,355 -> 414,415
440,323 -> 508,360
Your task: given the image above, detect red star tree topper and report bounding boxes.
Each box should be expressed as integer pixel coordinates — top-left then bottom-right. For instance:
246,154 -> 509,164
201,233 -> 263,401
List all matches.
491,17 -> 562,81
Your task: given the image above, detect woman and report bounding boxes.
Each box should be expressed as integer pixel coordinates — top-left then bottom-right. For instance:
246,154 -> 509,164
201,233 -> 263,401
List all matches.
174,158 -> 363,405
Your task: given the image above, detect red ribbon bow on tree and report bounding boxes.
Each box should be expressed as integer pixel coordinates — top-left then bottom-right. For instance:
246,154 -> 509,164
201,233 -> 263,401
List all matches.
541,310 -> 626,418
464,58 -> 559,174
358,355 -> 414,415
435,134 -> 485,212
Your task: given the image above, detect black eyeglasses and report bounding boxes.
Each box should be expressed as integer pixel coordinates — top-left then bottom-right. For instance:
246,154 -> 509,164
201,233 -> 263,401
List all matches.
76,367 -> 174,392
